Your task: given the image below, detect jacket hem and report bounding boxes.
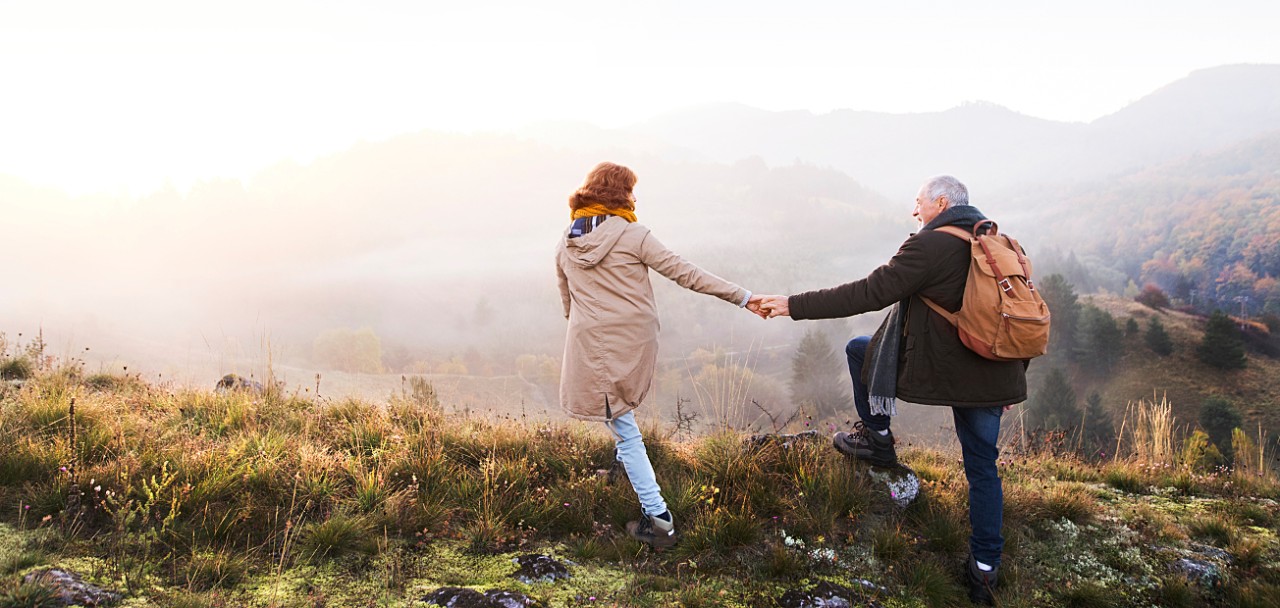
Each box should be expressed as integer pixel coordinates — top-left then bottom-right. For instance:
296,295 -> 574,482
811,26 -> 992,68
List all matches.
562,403 -> 640,422
898,393 -> 1027,409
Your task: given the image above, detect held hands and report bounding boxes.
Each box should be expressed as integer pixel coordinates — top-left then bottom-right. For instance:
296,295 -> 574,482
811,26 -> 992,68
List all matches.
746,294 -> 790,319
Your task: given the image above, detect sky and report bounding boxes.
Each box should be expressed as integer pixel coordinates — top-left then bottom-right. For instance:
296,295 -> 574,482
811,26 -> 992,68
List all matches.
2,0 -> 1279,195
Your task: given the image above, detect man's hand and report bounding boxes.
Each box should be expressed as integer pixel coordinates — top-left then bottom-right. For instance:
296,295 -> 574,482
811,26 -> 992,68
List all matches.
746,294 -> 770,319
757,295 -> 790,318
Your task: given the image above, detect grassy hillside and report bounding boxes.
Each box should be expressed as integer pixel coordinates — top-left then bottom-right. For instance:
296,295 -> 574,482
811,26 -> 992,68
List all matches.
0,364 -> 1278,607
1051,293 -> 1280,443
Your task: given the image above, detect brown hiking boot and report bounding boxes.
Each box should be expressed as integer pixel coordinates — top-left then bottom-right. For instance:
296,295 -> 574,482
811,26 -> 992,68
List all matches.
625,512 -> 676,549
833,422 -> 898,467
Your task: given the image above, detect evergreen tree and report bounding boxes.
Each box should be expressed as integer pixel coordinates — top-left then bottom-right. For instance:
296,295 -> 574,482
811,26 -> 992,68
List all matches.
1125,317 -> 1140,336
1039,274 -> 1081,360
1145,316 -> 1174,356
1075,304 -> 1124,373
1062,251 -> 1095,293
1081,392 -> 1115,457
1196,310 -> 1247,370
1026,367 -> 1080,431
1199,396 -> 1243,463
790,328 -> 849,419
1174,274 -> 1195,304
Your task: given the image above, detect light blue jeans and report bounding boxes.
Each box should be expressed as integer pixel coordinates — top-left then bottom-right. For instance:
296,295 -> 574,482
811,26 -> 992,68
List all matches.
606,411 -> 668,517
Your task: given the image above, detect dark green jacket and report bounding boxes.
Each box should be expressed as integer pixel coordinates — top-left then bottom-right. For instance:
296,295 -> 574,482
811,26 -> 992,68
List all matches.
789,226 -> 1028,408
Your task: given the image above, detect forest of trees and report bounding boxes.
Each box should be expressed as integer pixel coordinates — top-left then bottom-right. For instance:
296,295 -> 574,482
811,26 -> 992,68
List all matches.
1026,134 -> 1280,322
1023,272 -> 1272,462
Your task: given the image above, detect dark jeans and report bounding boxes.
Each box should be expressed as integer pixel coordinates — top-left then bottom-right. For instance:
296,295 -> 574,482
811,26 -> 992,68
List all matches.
845,336 -> 1005,566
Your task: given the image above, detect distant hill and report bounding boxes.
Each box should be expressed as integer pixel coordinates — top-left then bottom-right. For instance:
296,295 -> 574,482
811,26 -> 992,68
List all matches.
1013,132 -> 1280,317
624,65 -> 1280,197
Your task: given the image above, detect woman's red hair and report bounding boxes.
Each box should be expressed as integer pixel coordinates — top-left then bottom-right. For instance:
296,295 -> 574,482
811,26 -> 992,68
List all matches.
569,162 -> 637,211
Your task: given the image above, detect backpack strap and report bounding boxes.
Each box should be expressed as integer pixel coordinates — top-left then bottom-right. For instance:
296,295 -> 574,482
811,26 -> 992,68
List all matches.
933,226 -> 971,241
923,225 -> 973,324
1004,235 -> 1035,288
974,236 -> 1017,295
920,296 -> 957,324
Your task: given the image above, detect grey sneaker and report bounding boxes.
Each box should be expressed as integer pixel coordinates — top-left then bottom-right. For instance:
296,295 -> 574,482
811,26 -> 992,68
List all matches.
967,555 -> 998,605
626,512 -> 676,549
833,422 -> 898,467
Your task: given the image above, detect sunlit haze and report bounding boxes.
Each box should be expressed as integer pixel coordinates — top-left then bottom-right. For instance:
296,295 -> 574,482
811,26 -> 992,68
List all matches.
4,0 -> 1279,194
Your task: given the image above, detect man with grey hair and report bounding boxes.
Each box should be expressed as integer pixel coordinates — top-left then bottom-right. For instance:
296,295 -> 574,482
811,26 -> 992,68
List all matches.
922,174 -> 969,207
755,175 -> 1026,605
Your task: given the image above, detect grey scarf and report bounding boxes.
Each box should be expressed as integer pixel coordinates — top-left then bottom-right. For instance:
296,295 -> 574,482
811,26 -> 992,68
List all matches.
866,205 -> 989,416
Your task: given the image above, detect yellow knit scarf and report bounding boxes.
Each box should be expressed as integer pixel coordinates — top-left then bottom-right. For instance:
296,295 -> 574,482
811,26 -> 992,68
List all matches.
571,203 -> 637,223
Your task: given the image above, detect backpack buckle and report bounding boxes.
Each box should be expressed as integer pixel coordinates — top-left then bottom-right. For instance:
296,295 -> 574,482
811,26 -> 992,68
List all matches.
998,278 -> 1014,294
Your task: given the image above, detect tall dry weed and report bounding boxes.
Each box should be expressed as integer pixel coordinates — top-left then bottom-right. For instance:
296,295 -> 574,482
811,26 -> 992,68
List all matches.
1232,425 -> 1276,482
1117,393 -> 1176,465
685,344 -> 762,431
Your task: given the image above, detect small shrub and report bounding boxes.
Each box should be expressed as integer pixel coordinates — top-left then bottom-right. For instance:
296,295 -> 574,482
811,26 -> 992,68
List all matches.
1135,285 -> 1171,310
298,514 -> 377,560
1187,515 -> 1235,547
1060,582 -> 1119,607
755,542 -> 806,579
1180,430 -> 1227,473
0,581 -> 62,608
167,592 -> 214,608
1162,471 -> 1199,495
1124,504 -> 1185,542
1232,580 -> 1280,608
462,510 -> 515,554
898,556 -> 964,608
673,585 -> 718,608
0,550 -> 44,576
1228,535 -> 1266,572
908,499 -> 967,555
0,358 -> 34,381
1221,500 -> 1274,527
689,508 -> 762,554
1038,484 -> 1100,524
871,523 -> 910,564
182,550 -> 249,590
1199,397 -> 1242,463
1105,465 -> 1146,494
82,373 -> 145,392
350,468 -> 388,513
1157,576 -> 1198,608
564,536 -> 605,561
343,420 -> 390,459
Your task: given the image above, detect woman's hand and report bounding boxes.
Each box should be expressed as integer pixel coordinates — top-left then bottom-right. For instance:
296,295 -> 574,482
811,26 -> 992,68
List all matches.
754,295 -> 790,318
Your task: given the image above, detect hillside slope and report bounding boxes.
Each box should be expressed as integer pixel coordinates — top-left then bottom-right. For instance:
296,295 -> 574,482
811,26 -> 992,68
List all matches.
0,369 -> 1277,607
1033,293 -> 1280,443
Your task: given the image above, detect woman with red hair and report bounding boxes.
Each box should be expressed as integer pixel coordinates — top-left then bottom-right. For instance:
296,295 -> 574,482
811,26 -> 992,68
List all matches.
556,162 -> 761,548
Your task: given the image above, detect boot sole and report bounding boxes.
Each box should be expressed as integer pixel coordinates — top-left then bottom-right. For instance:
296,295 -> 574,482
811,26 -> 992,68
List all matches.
832,433 -> 899,468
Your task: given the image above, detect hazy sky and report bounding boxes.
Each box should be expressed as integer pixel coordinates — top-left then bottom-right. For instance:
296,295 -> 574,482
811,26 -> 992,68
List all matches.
3,0 -> 1278,194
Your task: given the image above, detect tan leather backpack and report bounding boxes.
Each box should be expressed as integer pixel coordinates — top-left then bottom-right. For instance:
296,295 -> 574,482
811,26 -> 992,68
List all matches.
920,220 -> 1051,361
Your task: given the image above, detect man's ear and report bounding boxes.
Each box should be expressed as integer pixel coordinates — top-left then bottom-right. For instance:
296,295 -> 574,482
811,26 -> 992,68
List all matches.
936,196 -> 949,208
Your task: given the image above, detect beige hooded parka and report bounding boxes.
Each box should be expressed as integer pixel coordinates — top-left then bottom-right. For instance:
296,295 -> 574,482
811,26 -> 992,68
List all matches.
556,217 -> 747,421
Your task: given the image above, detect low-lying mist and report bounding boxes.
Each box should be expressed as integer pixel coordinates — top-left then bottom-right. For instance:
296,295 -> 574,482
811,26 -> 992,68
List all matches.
3,130 -> 934,435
